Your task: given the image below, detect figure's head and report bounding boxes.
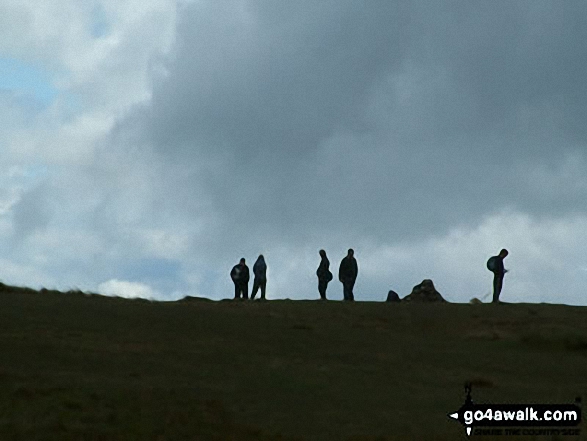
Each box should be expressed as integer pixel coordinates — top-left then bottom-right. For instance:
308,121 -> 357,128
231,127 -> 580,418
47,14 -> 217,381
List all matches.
319,249 -> 326,258
499,249 -> 509,258
258,254 -> 264,260
240,258 -> 246,264
348,248 -> 354,257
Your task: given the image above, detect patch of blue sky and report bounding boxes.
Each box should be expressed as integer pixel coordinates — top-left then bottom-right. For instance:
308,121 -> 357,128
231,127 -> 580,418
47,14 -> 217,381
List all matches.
0,56 -> 85,124
10,164 -> 50,182
4,164 -> 51,197
91,3 -> 110,38
0,57 -> 59,107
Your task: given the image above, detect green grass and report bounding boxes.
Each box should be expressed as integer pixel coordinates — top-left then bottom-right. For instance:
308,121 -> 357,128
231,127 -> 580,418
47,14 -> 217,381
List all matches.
0,283 -> 586,440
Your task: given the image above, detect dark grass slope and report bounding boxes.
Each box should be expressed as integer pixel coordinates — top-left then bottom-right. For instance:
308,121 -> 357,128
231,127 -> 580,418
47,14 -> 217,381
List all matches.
0,283 -> 586,440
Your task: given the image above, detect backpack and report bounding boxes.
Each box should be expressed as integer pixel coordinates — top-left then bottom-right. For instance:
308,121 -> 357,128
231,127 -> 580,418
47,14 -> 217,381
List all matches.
231,265 -> 241,281
486,256 -> 497,272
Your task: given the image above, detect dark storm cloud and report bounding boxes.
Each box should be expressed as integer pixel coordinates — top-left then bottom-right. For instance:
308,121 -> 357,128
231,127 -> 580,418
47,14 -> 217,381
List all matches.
149,1 -> 410,155
425,1 -> 587,146
115,0 -> 587,257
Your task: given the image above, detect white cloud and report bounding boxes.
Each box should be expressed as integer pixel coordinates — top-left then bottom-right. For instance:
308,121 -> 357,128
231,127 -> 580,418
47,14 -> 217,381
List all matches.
0,257 -> 58,289
98,279 -> 158,299
0,0 -> 178,166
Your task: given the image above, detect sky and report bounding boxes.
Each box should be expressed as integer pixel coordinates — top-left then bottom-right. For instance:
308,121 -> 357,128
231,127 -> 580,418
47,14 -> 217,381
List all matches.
1,0 -> 587,304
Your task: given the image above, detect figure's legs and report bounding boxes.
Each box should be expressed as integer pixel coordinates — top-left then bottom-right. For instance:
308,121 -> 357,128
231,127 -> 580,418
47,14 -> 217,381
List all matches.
343,282 -> 351,301
260,280 -> 266,300
242,283 -> 249,300
492,275 -> 503,303
234,283 -> 240,299
348,280 -> 355,301
318,280 -> 327,300
251,279 -> 259,300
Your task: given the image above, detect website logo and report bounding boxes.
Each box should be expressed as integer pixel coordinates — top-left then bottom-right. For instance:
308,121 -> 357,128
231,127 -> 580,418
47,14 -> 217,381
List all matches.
448,383 -> 581,437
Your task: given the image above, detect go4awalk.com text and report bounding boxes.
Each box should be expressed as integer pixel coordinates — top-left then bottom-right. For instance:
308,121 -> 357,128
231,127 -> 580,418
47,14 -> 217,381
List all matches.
448,383 -> 581,436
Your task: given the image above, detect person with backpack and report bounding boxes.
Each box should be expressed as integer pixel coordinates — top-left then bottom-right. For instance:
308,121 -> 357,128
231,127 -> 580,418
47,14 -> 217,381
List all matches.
316,249 -> 333,300
487,249 -> 509,303
339,249 -> 358,301
251,254 -> 267,300
230,258 -> 250,300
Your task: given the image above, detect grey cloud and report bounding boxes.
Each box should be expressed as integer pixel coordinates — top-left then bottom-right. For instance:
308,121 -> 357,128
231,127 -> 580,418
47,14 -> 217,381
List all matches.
149,1 -> 410,157
433,1 -> 587,146
11,183 -> 52,240
127,2 -> 585,246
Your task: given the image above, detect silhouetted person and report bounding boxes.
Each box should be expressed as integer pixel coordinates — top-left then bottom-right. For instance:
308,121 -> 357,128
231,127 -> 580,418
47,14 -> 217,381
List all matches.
251,254 -> 267,300
316,249 -> 333,300
231,258 -> 250,299
339,249 -> 358,301
487,249 -> 509,303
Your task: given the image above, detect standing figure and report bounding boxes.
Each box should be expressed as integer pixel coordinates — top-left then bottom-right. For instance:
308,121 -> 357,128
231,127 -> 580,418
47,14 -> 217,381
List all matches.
316,249 -> 333,300
251,254 -> 267,300
486,249 -> 509,303
230,258 -> 250,299
338,249 -> 358,301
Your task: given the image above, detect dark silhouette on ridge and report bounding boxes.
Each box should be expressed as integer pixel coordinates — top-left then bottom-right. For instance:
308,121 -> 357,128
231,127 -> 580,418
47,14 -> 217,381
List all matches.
230,258 -> 250,300
316,249 -> 333,300
251,254 -> 267,300
386,290 -> 401,302
402,279 -> 446,302
487,249 -> 509,303
338,249 -> 358,301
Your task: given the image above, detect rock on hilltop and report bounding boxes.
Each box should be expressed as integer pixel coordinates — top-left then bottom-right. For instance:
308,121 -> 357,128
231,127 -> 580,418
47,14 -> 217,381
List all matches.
402,279 -> 447,302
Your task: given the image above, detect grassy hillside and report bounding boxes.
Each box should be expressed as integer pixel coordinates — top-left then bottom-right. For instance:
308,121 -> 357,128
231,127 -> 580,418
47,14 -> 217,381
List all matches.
0,283 -> 586,440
